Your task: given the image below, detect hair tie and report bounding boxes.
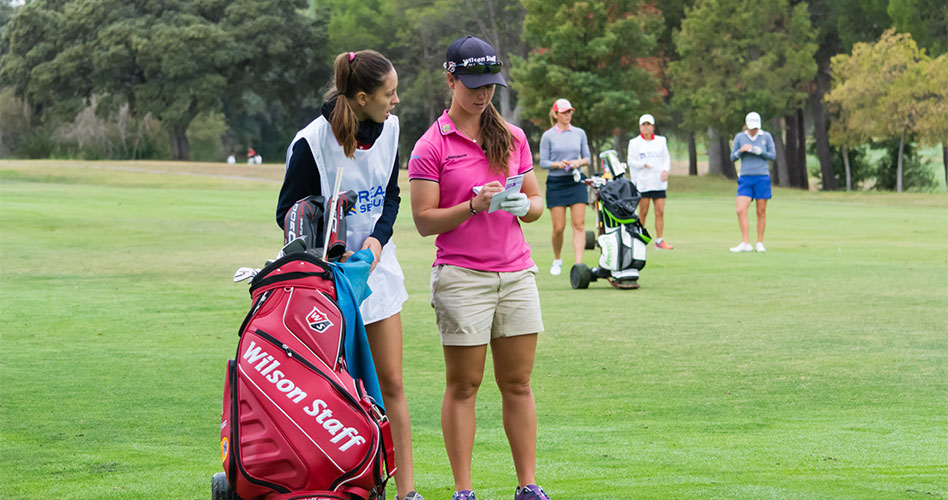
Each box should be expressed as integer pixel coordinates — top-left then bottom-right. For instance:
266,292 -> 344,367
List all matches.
348,52 -> 355,62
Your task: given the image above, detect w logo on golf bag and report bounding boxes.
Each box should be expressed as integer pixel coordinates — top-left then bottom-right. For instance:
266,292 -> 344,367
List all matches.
306,306 -> 334,333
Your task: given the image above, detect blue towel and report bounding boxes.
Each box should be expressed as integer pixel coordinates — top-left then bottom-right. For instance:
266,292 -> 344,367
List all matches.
329,249 -> 384,412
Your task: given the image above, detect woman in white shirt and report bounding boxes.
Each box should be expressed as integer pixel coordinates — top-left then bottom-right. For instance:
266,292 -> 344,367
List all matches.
627,114 -> 673,249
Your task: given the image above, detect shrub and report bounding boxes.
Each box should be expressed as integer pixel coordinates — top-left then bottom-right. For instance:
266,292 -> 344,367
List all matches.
873,136 -> 937,192
808,142 -> 873,190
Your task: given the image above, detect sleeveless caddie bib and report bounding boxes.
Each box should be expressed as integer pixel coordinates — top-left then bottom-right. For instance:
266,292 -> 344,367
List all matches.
286,115 -> 408,324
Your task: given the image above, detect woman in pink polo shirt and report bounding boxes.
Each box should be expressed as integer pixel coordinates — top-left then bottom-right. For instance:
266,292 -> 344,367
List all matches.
408,36 -> 551,500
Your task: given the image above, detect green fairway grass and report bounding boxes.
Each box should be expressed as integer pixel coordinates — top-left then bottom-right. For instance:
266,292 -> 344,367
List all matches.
1,160 -> 946,500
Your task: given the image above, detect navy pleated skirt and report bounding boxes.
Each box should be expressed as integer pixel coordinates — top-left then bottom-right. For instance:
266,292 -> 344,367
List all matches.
545,174 -> 588,208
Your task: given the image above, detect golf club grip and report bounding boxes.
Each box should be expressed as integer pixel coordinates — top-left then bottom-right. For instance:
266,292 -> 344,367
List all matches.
325,195 -> 348,261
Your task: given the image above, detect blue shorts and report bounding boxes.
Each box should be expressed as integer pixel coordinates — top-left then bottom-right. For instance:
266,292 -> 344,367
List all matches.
737,175 -> 772,200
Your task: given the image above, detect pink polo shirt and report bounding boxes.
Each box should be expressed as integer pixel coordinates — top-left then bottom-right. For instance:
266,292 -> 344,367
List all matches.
409,110 -> 535,272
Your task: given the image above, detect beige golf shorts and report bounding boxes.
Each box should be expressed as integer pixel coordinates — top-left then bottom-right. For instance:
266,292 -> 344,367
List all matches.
430,264 -> 544,346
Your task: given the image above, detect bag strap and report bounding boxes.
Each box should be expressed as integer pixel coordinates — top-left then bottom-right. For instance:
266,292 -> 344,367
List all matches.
250,253 -> 332,293
270,491 -> 349,500
635,225 -> 652,244
359,397 -> 397,479
250,271 -> 330,291
236,290 -> 271,337
338,484 -> 373,500
360,398 -> 397,487
602,206 -> 637,226
379,414 -> 396,479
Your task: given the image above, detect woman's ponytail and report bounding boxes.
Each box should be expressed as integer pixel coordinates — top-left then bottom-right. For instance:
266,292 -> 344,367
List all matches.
327,50 -> 393,158
480,102 -> 515,175
328,53 -> 359,158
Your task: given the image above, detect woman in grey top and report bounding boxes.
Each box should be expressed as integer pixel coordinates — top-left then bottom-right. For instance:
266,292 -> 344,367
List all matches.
539,98 -> 590,276
729,112 -> 776,253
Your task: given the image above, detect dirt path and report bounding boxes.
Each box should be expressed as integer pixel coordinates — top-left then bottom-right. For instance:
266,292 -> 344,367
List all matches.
670,158 -> 710,176
3,158 -> 714,182
0,159 -> 286,183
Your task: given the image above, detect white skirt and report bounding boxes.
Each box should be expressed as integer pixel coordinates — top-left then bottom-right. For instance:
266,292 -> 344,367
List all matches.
360,241 -> 408,325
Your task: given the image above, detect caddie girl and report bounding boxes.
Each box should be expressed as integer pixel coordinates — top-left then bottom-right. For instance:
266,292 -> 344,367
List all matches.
276,49 -> 423,500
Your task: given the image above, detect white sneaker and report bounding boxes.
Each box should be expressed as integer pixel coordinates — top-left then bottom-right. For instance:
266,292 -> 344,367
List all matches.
755,242 -> 766,252
550,259 -> 563,276
729,242 -> 753,252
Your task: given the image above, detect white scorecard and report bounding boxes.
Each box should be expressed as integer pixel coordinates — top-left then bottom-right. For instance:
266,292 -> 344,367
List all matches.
472,174 -> 525,213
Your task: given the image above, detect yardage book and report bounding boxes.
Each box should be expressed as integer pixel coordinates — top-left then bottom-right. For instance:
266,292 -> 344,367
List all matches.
472,174 -> 525,213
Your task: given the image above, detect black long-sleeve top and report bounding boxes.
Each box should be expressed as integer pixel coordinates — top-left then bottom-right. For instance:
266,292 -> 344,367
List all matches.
275,101 -> 401,247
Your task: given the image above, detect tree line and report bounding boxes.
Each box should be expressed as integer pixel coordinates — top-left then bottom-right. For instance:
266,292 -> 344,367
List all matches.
1,0 -> 945,192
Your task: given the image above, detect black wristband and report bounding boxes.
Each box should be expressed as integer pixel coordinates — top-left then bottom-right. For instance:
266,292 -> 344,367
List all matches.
469,198 -> 477,215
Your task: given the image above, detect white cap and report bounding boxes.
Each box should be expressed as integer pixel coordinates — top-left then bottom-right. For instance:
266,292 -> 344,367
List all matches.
745,112 -> 761,129
552,98 -> 574,112
639,114 -> 655,125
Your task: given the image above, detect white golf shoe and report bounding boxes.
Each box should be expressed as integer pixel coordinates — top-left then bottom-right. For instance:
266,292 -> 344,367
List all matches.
550,259 -> 563,276
730,242 -> 753,253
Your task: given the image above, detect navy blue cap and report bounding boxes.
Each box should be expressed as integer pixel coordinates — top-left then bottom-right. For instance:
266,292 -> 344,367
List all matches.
444,36 -> 507,88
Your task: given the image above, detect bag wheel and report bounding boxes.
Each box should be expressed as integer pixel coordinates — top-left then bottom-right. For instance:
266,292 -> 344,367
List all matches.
584,230 -> 597,250
212,472 -> 239,500
570,263 -> 592,289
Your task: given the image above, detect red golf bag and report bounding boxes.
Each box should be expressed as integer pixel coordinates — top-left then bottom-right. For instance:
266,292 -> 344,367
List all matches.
220,252 -> 394,500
